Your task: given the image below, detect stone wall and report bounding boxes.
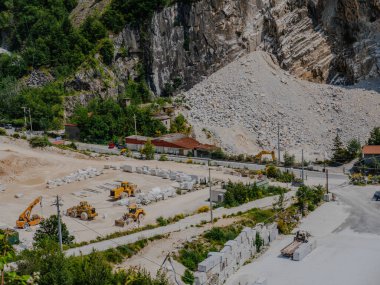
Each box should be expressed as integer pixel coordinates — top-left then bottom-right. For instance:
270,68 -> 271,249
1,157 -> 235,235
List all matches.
194,223 -> 278,285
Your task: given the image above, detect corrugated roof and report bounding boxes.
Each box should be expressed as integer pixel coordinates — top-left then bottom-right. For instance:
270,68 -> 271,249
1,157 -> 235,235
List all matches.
362,145 -> 380,155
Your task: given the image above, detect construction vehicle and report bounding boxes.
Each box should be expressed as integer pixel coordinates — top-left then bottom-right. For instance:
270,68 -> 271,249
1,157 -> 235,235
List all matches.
115,204 -> 145,227
16,196 -> 44,229
281,230 -> 310,258
110,181 -> 138,200
255,150 -> 276,162
66,201 -> 98,220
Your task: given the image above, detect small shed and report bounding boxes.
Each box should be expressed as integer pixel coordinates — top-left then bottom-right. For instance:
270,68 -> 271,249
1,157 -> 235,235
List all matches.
153,114 -> 171,130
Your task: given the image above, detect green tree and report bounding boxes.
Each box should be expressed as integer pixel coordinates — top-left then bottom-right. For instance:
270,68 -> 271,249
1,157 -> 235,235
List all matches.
170,114 -> 191,134
140,139 -> 155,160
80,16 -> 107,44
332,134 -> 350,164
347,138 -> 361,159
99,38 -> 114,65
283,151 -> 295,167
368,127 -> 380,145
34,215 -> 74,245
255,232 -> 263,252
0,232 -> 30,285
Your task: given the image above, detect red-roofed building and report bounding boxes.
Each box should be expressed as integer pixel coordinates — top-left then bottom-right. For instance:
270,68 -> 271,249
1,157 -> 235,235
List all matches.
362,145 -> 380,158
125,134 -> 216,157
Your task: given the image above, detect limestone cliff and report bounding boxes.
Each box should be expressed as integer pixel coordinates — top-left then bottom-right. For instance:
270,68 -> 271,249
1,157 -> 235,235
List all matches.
64,0 -> 380,114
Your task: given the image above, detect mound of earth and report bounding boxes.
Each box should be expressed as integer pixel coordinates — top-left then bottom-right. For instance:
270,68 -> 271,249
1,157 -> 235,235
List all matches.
181,51 -> 380,159
0,153 -> 51,183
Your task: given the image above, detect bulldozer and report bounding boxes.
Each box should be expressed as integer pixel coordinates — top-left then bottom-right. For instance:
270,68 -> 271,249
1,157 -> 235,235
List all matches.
255,150 -> 276,162
110,181 -> 138,200
115,204 -> 145,227
16,196 -> 44,229
66,201 -> 98,220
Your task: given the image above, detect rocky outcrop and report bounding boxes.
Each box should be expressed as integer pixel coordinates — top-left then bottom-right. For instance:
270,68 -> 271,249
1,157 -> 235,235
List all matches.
64,0 -> 379,110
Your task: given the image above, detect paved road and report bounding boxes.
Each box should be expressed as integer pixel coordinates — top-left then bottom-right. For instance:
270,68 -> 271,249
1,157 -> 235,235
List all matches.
226,180 -> 380,285
74,141 -> 347,180
66,190 -> 295,256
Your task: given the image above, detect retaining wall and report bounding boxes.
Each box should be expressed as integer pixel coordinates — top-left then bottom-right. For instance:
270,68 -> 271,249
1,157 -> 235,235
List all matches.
194,223 -> 278,285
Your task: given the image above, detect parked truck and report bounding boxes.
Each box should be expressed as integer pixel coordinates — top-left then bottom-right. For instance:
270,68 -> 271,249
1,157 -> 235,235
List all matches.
281,230 -> 310,258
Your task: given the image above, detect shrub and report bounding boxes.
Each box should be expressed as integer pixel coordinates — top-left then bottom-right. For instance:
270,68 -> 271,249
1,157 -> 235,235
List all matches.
12,133 -> 20,139
255,232 -> 263,252
266,165 -> 280,178
156,216 -> 168,226
29,136 -> 51,148
159,154 -> 168,161
21,135 -> 27,140
182,269 -> 195,285
68,141 -> 77,150
0,128 -> 6,135
197,206 -> 209,213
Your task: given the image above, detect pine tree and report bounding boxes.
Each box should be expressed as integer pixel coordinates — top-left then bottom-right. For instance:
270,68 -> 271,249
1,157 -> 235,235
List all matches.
332,134 -> 349,163
368,127 -> 380,145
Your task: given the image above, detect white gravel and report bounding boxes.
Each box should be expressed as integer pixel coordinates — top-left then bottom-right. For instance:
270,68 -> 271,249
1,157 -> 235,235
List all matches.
182,51 -> 380,160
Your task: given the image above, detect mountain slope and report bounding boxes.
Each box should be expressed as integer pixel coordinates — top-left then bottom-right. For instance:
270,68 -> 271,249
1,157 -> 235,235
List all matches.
182,51 -> 380,158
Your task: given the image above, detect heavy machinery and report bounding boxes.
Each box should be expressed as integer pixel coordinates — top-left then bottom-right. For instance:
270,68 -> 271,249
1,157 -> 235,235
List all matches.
110,181 -> 138,200
255,150 -> 276,162
66,201 -> 98,220
16,196 -> 44,229
281,230 -> 310,258
115,204 -> 145,227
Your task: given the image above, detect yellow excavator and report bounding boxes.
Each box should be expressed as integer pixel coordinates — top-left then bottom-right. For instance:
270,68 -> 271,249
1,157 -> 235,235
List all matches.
110,181 -> 138,200
115,204 -> 145,227
16,196 -> 44,229
255,150 -> 276,162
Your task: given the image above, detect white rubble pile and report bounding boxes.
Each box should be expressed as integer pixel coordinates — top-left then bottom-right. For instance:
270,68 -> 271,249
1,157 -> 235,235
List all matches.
182,51 -> 380,158
194,223 -> 278,285
47,167 -> 102,188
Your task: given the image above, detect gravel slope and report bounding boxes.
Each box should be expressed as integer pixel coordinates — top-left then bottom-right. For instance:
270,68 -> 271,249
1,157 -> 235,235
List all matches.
182,51 -> 380,160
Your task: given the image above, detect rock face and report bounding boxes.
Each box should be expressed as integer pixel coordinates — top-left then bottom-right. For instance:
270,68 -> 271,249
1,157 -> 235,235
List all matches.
64,0 -> 380,111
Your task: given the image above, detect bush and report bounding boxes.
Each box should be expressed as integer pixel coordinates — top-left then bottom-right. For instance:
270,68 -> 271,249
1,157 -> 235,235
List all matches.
12,133 -> 20,139
159,154 -> 168,161
255,232 -> 263,252
197,206 -> 209,213
182,269 -> 195,285
29,136 -> 51,148
266,165 -> 280,179
0,128 -> 6,135
156,216 -> 168,226
223,181 -> 288,207
99,38 -> 114,65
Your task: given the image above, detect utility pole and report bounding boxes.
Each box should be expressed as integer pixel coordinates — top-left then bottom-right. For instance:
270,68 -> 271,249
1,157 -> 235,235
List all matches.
28,108 -> 33,135
53,195 -> 63,251
208,160 -> 213,224
301,149 -> 304,183
133,114 -> 137,136
326,169 -> 329,194
277,122 -> 280,166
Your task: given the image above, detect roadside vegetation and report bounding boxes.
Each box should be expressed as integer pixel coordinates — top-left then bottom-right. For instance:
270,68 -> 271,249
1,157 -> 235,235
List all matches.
176,183 -> 325,273
222,181 -> 289,207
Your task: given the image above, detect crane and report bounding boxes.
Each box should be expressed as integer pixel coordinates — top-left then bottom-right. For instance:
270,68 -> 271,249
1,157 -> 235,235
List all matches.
16,196 -> 43,229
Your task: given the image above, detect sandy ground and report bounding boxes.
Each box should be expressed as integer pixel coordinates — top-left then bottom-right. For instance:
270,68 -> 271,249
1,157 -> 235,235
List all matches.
226,184 -> 380,285
0,137 -> 254,244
